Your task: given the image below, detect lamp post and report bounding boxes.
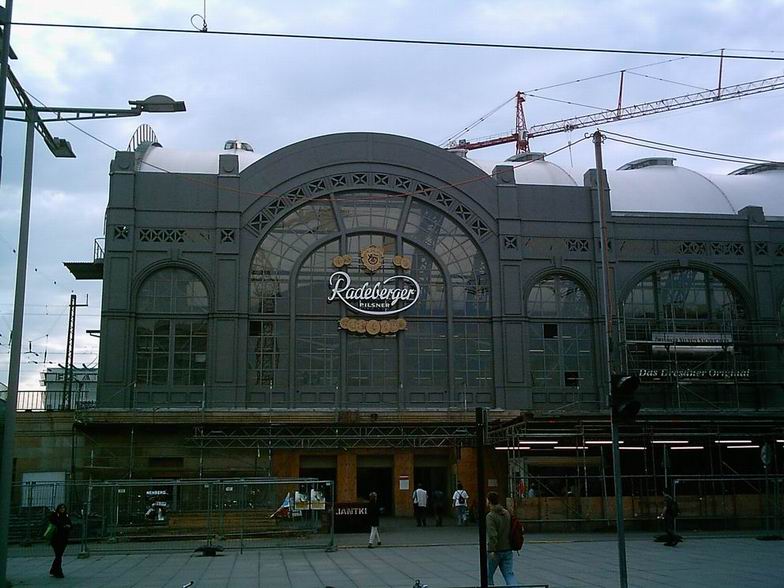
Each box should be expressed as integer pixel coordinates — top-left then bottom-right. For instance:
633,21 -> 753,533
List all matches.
0,72 -> 185,585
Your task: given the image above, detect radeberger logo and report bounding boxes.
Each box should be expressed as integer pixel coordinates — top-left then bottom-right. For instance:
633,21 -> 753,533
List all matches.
328,272 -> 420,316
328,245 -> 420,319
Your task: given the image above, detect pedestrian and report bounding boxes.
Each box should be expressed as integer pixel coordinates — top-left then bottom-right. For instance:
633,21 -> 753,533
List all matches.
47,503 -> 72,579
413,483 -> 428,527
452,482 -> 469,526
659,489 -> 681,546
367,492 -> 381,548
432,489 -> 445,526
486,491 -> 519,586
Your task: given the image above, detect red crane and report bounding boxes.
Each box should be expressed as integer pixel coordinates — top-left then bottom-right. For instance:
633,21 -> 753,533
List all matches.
448,74 -> 784,153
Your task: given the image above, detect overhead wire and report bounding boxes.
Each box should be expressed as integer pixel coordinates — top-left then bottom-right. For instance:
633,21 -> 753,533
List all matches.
440,48 -> 724,145
599,130 -> 783,165
12,21 -> 784,61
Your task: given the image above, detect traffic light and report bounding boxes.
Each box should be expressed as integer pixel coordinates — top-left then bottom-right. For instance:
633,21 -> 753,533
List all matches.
611,374 -> 641,422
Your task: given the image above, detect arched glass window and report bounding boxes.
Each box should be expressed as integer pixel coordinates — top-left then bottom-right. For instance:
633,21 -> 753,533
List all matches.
623,268 -> 746,339
135,268 -> 209,387
621,268 -> 748,406
527,274 -> 595,405
248,193 -> 493,408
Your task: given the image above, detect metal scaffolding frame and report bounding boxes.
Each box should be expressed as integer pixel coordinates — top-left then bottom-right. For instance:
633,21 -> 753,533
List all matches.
190,423 -> 476,449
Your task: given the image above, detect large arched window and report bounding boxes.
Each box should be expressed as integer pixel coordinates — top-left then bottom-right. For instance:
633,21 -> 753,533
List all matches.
248,192 -> 493,408
621,268 -> 748,407
134,268 -> 209,387
527,274 -> 595,406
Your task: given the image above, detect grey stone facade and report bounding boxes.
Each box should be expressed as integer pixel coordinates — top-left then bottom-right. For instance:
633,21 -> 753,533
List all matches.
97,132 -> 784,414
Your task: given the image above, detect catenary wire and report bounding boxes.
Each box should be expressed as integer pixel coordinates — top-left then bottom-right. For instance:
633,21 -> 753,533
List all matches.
600,130 -> 783,165
602,135 -> 777,166
11,21 -> 784,61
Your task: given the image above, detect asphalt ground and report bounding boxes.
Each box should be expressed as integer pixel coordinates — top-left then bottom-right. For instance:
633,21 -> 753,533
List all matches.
6,523 -> 784,587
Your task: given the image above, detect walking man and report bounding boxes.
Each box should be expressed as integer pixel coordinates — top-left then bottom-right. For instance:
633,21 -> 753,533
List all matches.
659,489 -> 681,546
452,482 -> 469,526
486,491 -> 519,586
367,492 -> 381,548
413,483 -> 428,527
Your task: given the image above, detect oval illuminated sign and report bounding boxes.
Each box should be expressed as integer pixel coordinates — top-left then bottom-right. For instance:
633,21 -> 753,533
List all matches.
328,271 -> 420,316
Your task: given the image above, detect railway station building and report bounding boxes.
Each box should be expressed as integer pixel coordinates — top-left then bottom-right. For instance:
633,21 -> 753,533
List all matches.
51,131 -> 784,524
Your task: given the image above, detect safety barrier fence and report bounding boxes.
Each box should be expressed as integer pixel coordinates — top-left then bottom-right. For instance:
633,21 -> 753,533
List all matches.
512,474 -> 783,534
8,478 -> 334,557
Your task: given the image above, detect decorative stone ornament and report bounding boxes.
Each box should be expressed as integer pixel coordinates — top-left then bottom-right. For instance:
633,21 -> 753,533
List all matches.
339,316 -> 407,335
332,255 -> 352,269
360,245 -> 384,273
392,255 -> 413,270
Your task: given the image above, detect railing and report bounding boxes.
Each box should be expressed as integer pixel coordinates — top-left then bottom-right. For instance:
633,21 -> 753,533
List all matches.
93,238 -> 105,262
15,390 -> 97,412
7,478 -> 334,557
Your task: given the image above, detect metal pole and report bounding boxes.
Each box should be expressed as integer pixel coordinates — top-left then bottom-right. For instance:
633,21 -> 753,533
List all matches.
593,130 -> 629,588
476,407 -> 488,588
0,0 -> 14,184
0,114 -> 34,586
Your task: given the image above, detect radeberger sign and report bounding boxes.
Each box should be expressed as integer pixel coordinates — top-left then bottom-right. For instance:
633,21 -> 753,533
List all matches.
328,245 -> 421,330
328,271 -> 420,316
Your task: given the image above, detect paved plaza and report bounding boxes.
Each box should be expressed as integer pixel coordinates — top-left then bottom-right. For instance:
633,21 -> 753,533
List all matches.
6,525 -> 784,588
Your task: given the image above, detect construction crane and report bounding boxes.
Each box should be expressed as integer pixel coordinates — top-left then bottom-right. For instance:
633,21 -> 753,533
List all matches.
448,73 -> 784,154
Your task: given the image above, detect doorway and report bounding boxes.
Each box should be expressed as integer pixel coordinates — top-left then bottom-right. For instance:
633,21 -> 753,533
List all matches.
357,455 -> 394,514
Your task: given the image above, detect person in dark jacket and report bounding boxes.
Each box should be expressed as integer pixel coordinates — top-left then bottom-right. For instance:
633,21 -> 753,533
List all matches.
432,489 -> 445,527
48,503 -> 72,578
367,492 -> 381,547
659,489 -> 681,546
486,491 -> 519,586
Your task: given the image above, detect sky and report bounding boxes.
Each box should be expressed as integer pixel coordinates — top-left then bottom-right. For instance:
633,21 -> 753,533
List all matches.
1,0 -> 783,390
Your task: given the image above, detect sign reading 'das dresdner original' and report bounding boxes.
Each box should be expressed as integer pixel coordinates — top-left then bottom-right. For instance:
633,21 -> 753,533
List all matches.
328,271 -> 420,316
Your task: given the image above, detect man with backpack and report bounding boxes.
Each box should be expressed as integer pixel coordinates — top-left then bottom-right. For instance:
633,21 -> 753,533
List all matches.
485,491 -> 520,586
452,482 -> 469,526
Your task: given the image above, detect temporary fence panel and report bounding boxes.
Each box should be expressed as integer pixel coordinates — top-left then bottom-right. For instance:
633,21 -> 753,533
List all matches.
511,473 -> 784,533
7,477 -> 335,558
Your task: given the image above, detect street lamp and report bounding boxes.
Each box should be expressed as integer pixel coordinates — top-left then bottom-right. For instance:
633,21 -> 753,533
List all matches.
0,67 -> 185,584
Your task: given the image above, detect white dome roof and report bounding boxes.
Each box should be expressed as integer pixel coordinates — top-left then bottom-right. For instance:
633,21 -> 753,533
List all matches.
137,145 -> 263,174
467,157 -> 581,187
468,155 -> 784,217
134,141 -> 784,218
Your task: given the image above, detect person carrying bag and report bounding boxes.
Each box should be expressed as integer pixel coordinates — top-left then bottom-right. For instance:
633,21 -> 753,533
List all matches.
47,504 -> 72,579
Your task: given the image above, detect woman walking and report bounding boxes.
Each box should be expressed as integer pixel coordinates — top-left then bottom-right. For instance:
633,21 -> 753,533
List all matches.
367,492 -> 381,548
48,503 -> 72,578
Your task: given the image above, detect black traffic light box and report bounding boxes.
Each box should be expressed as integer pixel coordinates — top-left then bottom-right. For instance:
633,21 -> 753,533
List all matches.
611,374 -> 641,422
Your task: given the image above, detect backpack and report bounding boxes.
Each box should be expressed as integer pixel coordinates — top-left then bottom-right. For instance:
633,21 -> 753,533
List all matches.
457,491 -> 466,505
509,514 -> 525,551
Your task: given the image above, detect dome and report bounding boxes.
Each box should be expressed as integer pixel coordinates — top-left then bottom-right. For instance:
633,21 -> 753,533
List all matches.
138,144 -> 263,174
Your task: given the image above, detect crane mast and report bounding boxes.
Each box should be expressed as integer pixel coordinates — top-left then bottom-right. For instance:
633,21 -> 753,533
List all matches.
449,74 -> 784,152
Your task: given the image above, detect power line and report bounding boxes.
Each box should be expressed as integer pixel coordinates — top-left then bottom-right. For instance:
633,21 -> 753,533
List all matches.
600,130 -> 783,165
11,21 -> 784,61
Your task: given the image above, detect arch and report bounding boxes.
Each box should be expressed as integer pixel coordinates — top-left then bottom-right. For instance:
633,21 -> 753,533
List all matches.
249,195 -> 492,317
618,260 -> 753,320
132,260 -> 214,313
525,272 -> 597,405
523,268 -> 598,318
133,266 -> 210,389
246,189 -> 494,407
